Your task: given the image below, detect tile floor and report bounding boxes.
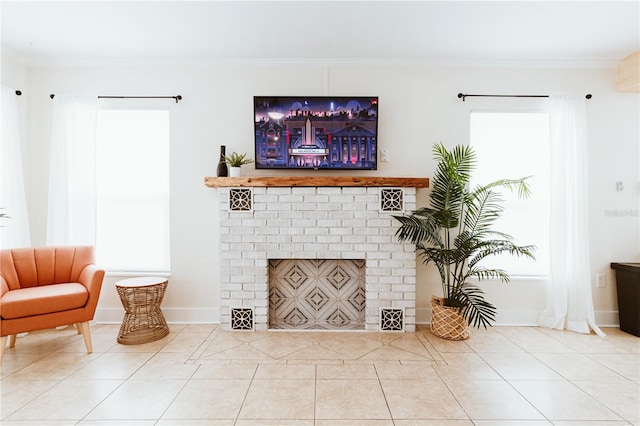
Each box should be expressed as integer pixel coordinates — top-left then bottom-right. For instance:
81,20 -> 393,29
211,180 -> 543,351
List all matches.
1,324 -> 638,425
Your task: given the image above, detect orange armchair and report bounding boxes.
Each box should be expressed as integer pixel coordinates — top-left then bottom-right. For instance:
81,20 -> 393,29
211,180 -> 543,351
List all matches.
0,246 -> 105,362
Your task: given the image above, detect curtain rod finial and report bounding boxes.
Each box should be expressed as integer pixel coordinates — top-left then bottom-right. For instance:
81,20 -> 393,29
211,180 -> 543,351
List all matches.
50,94 -> 55,99
586,94 -> 592,99
457,93 -> 466,101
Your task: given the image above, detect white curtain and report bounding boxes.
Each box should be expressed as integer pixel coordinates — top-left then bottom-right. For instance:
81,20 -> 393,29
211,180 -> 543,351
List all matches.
46,95 -> 98,245
0,85 -> 31,248
539,95 -> 604,336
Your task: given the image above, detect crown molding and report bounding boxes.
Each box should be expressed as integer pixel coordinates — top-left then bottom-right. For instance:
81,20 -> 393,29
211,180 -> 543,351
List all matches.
5,53 -> 619,70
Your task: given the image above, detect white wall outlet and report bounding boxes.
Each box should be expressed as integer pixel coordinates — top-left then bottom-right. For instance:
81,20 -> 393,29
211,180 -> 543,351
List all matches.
380,148 -> 389,162
596,273 -> 606,288
616,181 -> 624,191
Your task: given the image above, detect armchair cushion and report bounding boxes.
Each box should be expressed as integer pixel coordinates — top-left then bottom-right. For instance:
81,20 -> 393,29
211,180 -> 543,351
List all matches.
0,283 -> 89,319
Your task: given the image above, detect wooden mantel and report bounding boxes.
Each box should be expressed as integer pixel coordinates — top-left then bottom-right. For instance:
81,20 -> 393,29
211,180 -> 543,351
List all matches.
204,176 -> 429,188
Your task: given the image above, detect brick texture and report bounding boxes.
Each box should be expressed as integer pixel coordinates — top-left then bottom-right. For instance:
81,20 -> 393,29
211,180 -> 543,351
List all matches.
218,186 -> 417,331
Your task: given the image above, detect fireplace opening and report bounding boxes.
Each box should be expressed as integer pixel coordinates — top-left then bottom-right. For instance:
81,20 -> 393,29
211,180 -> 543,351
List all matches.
268,259 -> 366,330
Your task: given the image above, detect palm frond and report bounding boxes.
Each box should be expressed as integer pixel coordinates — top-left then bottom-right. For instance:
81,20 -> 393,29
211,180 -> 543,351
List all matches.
453,283 -> 497,328
468,241 -> 536,269
415,245 -> 450,297
466,266 -> 511,283
472,177 -> 533,200
464,188 -> 504,234
393,212 -> 442,247
429,143 -> 476,228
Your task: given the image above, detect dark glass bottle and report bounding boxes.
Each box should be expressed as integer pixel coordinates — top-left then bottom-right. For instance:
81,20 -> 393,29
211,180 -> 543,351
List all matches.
217,145 -> 228,177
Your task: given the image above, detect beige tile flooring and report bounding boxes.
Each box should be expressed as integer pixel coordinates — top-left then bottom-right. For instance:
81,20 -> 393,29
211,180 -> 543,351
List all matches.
1,324 -> 638,425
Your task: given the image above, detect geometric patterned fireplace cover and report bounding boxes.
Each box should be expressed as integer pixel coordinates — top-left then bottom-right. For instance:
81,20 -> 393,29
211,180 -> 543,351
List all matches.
268,259 -> 366,330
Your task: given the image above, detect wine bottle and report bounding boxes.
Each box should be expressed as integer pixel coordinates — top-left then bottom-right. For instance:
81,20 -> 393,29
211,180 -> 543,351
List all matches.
217,145 -> 228,177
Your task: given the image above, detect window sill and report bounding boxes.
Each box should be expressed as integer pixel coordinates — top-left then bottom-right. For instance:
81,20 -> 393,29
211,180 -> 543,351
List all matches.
104,271 -> 171,278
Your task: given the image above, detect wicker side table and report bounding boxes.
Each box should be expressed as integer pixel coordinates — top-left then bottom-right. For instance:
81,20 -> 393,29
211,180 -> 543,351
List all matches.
115,277 -> 170,344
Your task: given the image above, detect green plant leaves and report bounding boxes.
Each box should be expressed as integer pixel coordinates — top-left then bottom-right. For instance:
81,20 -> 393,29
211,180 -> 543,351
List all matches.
224,152 -> 254,167
454,283 -> 497,329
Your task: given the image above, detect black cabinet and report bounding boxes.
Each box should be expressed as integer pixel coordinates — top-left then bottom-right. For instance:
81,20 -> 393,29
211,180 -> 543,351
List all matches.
611,263 -> 640,337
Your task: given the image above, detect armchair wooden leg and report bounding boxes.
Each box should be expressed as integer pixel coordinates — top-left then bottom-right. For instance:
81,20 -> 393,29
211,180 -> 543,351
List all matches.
75,323 -> 82,334
9,334 -> 16,348
0,336 -> 6,363
78,321 -> 93,354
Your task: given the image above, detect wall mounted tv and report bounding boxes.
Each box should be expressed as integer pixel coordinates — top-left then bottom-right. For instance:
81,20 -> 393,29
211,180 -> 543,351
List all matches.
254,96 -> 378,170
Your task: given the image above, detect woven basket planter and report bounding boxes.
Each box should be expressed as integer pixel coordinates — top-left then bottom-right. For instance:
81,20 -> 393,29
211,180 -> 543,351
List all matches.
430,295 -> 470,340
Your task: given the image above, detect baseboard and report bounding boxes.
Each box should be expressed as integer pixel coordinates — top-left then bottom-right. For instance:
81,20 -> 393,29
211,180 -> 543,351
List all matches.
94,307 -> 220,324
96,307 -> 616,328
416,308 -> 620,327
594,311 -> 619,328
493,309 -> 547,326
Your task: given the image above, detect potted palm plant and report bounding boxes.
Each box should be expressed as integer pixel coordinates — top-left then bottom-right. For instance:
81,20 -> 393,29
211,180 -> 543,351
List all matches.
394,143 -> 535,339
225,152 -> 254,177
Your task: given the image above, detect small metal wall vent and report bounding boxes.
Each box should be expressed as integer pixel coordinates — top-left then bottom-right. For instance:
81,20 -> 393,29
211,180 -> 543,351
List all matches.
229,188 -> 253,212
231,307 -> 254,330
380,188 -> 404,212
380,307 -> 404,331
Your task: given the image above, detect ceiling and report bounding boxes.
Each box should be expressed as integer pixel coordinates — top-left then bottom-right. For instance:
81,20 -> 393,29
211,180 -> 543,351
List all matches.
2,1 -> 639,68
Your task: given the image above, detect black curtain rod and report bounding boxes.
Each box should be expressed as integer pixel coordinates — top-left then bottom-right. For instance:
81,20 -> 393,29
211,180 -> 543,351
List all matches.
458,93 -> 592,101
49,94 -> 182,103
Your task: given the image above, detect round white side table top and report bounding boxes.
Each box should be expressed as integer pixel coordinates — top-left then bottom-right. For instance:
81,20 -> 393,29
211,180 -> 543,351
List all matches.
115,276 -> 168,288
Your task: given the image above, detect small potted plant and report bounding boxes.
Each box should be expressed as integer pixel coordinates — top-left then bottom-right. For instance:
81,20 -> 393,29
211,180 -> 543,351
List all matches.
225,152 -> 254,177
393,143 -> 535,340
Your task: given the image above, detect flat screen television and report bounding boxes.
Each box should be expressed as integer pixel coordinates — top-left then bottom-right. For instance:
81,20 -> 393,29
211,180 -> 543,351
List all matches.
254,96 -> 378,170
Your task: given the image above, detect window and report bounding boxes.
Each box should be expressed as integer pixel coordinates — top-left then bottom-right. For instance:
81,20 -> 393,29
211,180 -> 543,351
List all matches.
95,109 -> 170,272
470,112 -> 549,277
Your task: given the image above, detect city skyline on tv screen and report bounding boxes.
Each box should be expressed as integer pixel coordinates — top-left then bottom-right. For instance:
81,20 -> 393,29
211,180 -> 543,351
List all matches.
254,96 -> 378,170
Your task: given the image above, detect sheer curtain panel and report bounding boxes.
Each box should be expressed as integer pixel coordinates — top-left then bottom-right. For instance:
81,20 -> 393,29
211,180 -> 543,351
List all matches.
46,95 -> 98,245
0,85 -> 31,248
539,95 -> 604,336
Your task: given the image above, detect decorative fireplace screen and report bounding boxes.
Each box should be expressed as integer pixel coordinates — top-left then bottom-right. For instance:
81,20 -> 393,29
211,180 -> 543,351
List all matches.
268,259 -> 366,330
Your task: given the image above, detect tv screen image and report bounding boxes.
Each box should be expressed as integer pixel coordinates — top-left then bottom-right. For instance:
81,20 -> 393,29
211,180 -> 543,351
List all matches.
254,96 -> 378,170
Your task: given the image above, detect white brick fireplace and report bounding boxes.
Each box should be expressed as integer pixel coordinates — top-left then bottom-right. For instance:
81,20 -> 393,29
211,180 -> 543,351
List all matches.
209,177 -> 429,332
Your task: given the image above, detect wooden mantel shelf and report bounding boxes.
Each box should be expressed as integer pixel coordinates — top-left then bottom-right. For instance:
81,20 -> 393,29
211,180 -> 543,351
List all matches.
204,176 -> 429,188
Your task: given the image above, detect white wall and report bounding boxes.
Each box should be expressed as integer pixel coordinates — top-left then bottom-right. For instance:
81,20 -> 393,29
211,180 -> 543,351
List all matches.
4,59 -> 639,325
